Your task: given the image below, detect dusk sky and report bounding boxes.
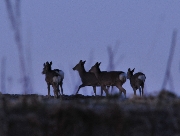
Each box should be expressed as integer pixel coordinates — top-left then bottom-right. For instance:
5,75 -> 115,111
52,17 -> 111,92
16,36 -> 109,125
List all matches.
0,1 -> 180,97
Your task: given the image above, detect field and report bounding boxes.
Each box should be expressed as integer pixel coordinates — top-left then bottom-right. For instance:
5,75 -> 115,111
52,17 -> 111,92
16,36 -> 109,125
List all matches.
0,90 -> 179,136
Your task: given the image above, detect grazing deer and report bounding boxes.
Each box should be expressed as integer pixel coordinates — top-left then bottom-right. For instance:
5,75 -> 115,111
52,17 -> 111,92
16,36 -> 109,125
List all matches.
89,62 -> 127,97
73,60 -> 107,96
127,68 -> 146,96
42,61 -> 64,98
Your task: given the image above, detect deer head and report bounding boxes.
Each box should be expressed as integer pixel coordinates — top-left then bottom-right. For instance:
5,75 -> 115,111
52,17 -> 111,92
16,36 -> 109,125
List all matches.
42,61 -> 52,74
127,68 -> 135,79
72,60 -> 86,71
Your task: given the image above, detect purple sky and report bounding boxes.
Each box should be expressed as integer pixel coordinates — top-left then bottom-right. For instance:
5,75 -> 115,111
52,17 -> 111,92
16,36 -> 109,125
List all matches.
0,1 -> 180,97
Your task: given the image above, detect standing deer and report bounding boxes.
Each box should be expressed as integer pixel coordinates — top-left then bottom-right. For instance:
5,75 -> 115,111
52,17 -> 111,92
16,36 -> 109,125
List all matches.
42,61 -> 64,98
73,60 -> 107,96
89,62 -> 127,97
127,68 -> 146,96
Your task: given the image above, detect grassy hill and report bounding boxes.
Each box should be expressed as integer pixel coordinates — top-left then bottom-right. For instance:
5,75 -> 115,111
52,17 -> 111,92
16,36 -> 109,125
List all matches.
0,90 -> 179,136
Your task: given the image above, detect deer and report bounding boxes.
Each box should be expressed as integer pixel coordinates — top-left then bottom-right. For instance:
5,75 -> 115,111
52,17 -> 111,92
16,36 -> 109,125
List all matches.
89,62 -> 127,97
127,68 -> 146,96
48,62 -> 64,96
73,60 -> 108,96
42,61 -> 64,98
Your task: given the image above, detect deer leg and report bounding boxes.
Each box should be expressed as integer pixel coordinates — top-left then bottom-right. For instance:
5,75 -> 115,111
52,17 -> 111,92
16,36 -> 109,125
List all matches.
93,86 -> 96,96
60,85 -> 63,95
115,82 -> 126,98
54,89 -> 58,98
101,87 -> 103,96
47,83 -> 50,97
57,86 -> 60,98
133,88 -> 136,95
57,84 -> 60,96
106,86 -> 112,95
116,84 -> 126,98
60,82 -> 63,95
119,90 -> 122,96
53,89 -> 56,98
101,85 -> 109,96
139,86 -> 142,96
141,84 -> 144,96
76,84 -> 84,95
107,86 -> 110,92
58,85 -> 60,96
52,82 -> 58,98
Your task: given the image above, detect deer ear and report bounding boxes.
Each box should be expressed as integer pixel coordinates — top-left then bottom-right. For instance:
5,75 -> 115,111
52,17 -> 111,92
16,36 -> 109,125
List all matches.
132,68 -> 135,72
50,61 -> 52,65
44,63 -> 45,66
128,68 -> 130,71
82,60 -> 86,64
98,62 -> 101,66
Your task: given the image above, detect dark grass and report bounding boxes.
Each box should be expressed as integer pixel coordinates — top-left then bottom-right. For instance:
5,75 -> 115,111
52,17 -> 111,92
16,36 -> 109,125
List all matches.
0,90 -> 179,136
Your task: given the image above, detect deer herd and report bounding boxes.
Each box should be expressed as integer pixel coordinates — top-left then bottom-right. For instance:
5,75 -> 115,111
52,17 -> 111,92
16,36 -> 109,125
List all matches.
42,60 -> 146,98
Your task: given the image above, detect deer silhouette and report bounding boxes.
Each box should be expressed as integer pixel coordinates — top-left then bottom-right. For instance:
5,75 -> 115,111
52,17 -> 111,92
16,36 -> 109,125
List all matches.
127,68 -> 146,96
89,62 -> 127,97
42,61 -> 64,98
73,60 -> 106,96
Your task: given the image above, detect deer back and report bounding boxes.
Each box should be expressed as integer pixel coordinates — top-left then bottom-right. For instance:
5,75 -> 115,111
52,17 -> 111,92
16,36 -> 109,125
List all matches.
45,71 -> 60,83
98,71 -> 124,85
130,72 -> 146,87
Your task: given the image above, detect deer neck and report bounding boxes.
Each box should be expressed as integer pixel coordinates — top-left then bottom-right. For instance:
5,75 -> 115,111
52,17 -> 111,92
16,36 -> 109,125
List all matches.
77,68 -> 87,78
45,69 -> 54,77
129,74 -> 134,82
93,70 -> 101,79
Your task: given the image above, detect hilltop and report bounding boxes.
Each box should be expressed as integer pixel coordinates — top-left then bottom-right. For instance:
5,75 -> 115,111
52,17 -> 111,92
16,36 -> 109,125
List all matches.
0,90 -> 179,136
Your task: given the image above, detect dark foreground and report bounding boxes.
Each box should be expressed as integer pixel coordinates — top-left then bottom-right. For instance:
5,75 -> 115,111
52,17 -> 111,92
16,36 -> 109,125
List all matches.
0,90 -> 179,136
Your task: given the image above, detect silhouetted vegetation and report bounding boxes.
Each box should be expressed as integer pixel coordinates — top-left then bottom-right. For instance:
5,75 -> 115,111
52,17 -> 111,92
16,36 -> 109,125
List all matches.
4,0 -> 33,94
0,90 -> 179,135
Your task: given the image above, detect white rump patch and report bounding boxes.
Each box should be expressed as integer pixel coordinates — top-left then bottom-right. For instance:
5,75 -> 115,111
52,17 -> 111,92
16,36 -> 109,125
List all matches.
53,76 -> 62,83
55,70 -> 64,79
138,75 -> 146,82
119,73 -> 127,83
